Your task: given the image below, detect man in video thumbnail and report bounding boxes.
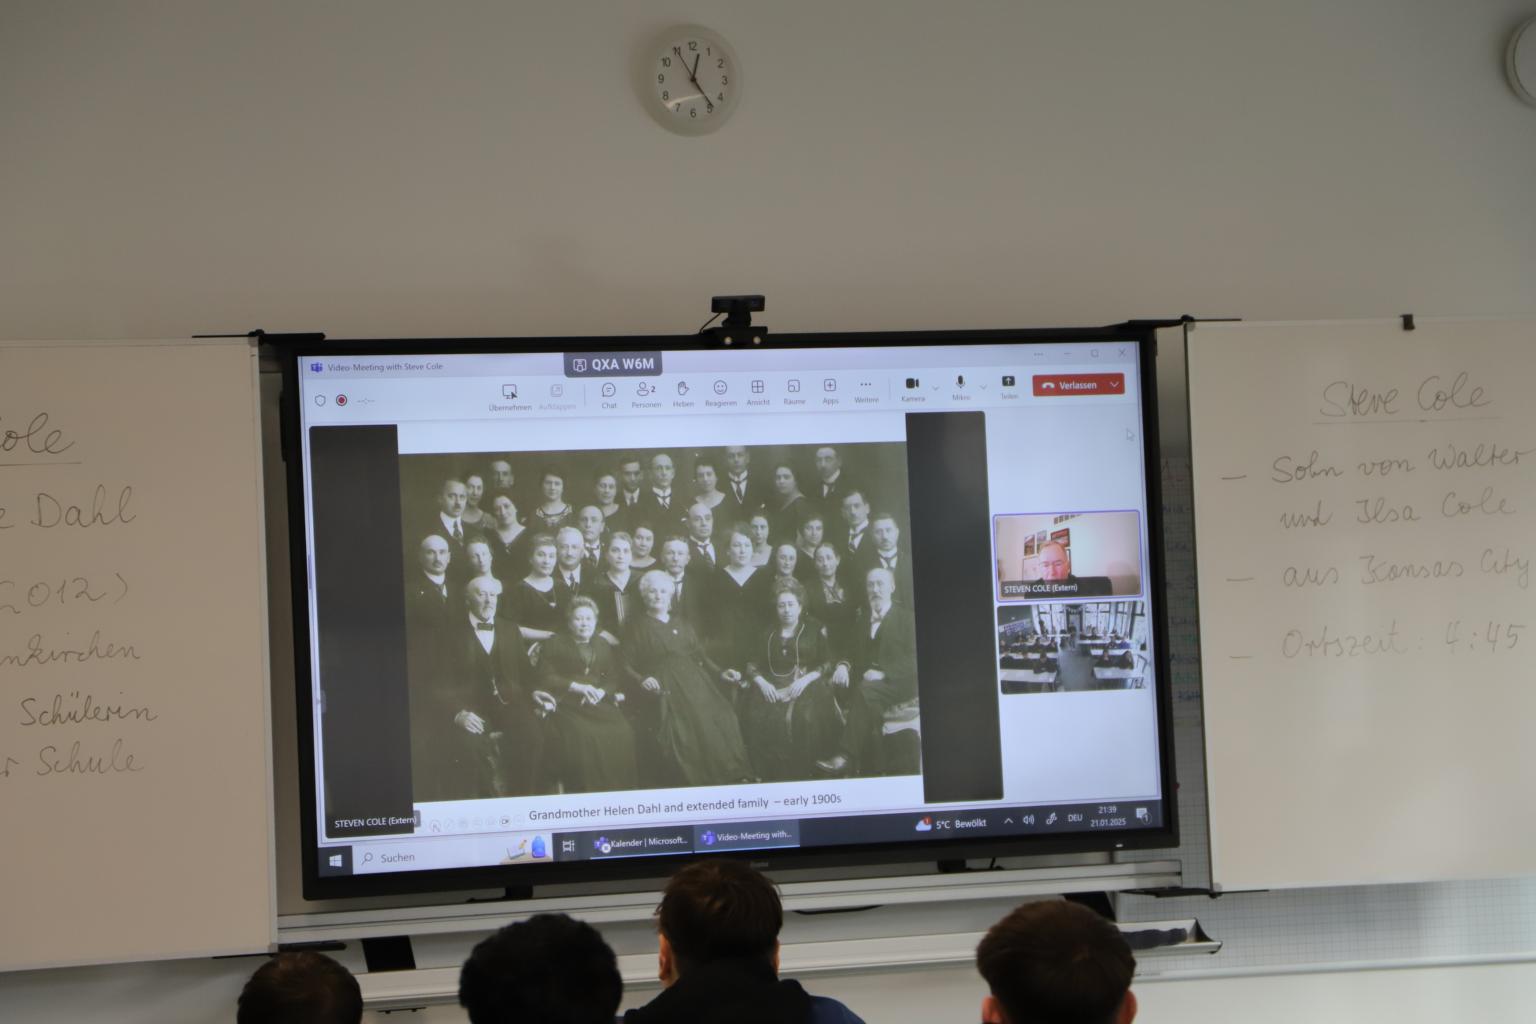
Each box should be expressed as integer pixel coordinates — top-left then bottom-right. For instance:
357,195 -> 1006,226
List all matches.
1037,541 -> 1112,598
995,512 -> 1139,600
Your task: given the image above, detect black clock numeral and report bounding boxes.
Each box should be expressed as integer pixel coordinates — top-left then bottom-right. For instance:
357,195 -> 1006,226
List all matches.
717,92 -> 724,101
662,56 -> 671,67
674,102 -> 680,112
687,40 -> 697,51
690,106 -> 697,118
657,73 -> 665,84
717,59 -> 725,68
662,90 -> 669,101
706,46 -> 712,55
720,75 -> 728,85
672,45 -> 683,57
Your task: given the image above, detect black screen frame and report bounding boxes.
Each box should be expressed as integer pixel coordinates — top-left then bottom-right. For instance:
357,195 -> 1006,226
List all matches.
274,324 -> 1178,901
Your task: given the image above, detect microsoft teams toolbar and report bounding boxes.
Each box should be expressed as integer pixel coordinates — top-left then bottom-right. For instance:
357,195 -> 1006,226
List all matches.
300,345 -> 1138,422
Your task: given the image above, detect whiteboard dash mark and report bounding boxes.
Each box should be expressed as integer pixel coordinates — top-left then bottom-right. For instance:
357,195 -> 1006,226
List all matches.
1225,577 -> 1255,583
0,460 -> 85,468
1220,474 -> 1247,481
1228,655 -> 1254,660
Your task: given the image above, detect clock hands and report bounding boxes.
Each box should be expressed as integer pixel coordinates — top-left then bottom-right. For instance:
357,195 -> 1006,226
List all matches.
683,52 -> 715,114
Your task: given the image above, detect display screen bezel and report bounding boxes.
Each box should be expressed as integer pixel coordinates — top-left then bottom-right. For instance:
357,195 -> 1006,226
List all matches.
274,325 -> 1177,901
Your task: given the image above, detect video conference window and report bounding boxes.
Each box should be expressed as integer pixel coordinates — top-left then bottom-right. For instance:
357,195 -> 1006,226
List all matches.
399,442 -> 919,802
994,511 -> 1143,601
295,338 -> 1171,888
998,601 -> 1148,694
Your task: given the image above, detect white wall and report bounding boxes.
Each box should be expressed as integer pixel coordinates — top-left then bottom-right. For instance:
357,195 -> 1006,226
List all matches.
3,1 -> 1534,343
3,1 -> 1535,1020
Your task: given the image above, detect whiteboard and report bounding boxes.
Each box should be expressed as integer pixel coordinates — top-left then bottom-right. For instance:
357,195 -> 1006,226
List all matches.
1187,318 -> 1536,890
0,340 -> 273,970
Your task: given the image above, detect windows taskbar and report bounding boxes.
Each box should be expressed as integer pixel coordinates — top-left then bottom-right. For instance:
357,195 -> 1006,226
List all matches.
320,799 -> 1167,877
554,800 -> 1166,861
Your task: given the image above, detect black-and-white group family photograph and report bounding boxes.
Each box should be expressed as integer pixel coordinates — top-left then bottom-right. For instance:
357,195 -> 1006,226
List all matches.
397,441 -> 922,801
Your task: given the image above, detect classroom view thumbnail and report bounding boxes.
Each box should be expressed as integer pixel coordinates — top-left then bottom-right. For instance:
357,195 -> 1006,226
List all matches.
994,510 -> 1142,601
998,601 -> 1148,695
397,441 -> 920,802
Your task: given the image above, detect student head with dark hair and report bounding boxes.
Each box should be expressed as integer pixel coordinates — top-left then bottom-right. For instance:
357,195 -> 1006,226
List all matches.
460,913 -> 622,1024
627,860 -> 865,1024
976,900 -> 1137,1024
237,951 -> 362,1024
656,858 -> 782,978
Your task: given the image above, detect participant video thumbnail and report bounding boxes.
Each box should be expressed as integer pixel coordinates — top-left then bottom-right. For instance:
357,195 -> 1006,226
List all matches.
396,441 -> 921,801
998,600 -> 1148,694
994,510 -> 1142,601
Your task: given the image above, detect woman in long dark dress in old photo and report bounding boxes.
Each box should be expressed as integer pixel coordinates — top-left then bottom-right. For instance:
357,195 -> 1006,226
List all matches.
461,472 -> 489,532
512,533 -> 562,645
742,579 -> 840,781
747,512 -> 773,567
692,456 -> 727,512
768,462 -> 807,545
807,542 -> 854,654
484,490 -> 531,584
624,570 -> 753,787
794,513 -> 825,583
539,596 -> 638,794
593,531 -> 636,645
714,528 -> 770,669
593,470 -> 622,524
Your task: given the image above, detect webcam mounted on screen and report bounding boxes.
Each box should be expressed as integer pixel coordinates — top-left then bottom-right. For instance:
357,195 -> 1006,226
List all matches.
704,294 -> 768,347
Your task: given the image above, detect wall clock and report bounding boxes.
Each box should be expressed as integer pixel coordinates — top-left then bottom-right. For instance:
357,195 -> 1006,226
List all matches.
644,25 -> 740,135
1509,16 -> 1536,108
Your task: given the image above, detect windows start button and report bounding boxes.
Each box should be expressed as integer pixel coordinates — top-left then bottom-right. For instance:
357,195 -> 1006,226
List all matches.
1032,373 -> 1125,396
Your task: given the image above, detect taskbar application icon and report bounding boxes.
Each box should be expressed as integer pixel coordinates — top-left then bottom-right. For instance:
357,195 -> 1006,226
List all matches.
551,820 -> 803,862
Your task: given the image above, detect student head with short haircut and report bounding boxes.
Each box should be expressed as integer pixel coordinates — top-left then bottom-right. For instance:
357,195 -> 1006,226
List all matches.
237,951 -> 362,1024
656,858 -> 782,981
460,913 -> 622,1024
976,900 -> 1137,1024
629,860 -> 867,1024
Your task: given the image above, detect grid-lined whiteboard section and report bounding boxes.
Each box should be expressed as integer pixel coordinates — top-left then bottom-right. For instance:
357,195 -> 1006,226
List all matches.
0,340 -> 272,971
1188,318 -> 1536,891
1117,418 -> 1536,979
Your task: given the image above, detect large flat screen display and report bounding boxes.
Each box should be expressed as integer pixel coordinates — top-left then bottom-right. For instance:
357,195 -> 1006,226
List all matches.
281,330 -> 1174,896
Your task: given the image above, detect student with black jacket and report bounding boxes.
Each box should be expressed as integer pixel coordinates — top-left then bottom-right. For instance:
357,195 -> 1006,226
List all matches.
625,860 -> 865,1024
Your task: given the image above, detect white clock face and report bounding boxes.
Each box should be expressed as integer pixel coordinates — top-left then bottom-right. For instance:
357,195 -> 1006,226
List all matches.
653,31 -> 736,131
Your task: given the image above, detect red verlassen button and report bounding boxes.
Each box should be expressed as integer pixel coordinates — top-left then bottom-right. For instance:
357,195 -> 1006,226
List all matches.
1032,373 -> 1125,396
